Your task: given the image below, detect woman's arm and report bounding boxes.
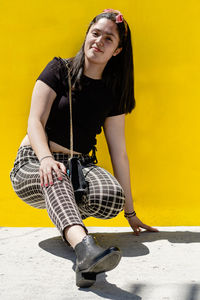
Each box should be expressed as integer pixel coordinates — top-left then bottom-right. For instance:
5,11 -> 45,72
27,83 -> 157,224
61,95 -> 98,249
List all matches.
103,114 -> 158,234
28,80 -> 55,160
27,80 -> 66,186
103,114 -> 134,213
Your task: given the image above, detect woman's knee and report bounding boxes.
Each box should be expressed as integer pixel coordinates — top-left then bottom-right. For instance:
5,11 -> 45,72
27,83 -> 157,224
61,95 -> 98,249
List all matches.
84,185 -> 125,218
102,183 -> 125,207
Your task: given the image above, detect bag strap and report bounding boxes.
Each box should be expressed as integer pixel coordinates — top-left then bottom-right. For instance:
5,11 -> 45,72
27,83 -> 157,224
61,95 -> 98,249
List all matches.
65,61 -> 73,159
64,59 -> 98,164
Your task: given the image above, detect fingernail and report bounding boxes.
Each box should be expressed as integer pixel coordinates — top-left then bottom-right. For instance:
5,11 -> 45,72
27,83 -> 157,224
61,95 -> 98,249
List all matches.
50,182 -> 53,185
45,184 -> 48,187
58,177 -> 63,181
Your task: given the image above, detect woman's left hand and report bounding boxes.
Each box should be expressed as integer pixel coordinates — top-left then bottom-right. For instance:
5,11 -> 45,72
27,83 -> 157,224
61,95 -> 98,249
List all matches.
127,215 -> 159,235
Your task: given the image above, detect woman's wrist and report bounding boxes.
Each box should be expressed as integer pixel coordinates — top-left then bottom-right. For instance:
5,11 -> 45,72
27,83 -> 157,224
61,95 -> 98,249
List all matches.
39,155 -> 54,164
124,210 -> 136,219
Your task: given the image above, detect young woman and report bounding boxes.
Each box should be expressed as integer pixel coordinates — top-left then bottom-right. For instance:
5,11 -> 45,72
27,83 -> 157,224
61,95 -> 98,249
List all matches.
10,9 -> 158,288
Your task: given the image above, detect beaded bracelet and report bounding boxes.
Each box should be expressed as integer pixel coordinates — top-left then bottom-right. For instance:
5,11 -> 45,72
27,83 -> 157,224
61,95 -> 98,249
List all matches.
124,211 -> 136,219
39,155 -> 54,163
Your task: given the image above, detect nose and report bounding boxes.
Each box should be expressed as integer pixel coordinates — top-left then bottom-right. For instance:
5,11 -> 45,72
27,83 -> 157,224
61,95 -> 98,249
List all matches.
96,35 -> 103,47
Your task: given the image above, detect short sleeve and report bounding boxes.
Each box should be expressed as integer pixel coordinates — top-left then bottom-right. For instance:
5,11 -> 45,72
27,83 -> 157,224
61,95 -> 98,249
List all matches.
107,97 -> 126,117
36,57 -> 63,95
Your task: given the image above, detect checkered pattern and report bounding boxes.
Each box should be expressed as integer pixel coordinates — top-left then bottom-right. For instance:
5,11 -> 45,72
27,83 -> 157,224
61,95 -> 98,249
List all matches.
10,146 -> 125,241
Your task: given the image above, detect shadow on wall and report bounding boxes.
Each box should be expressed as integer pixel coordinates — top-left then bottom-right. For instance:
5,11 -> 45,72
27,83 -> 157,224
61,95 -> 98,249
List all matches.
39,231 -> 200,300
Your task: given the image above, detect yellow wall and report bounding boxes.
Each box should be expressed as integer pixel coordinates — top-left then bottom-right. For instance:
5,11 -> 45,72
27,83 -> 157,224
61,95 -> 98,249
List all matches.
1,0 -> 200,227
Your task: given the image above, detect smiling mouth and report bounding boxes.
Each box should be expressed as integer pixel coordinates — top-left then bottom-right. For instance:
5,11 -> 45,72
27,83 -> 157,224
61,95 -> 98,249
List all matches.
92,46 -> 103,52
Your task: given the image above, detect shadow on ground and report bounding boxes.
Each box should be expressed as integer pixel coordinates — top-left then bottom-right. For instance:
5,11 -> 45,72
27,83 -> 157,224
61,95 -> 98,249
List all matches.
39,230 -> 200,258
39,230 -> 200,299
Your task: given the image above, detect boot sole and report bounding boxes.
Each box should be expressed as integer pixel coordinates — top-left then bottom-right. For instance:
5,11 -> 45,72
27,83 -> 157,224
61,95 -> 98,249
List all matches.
76,247 -> 121,288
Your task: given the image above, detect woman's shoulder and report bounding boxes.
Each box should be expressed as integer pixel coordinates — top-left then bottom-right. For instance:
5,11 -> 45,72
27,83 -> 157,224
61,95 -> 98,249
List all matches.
36,56 -> 70,95
55,57 -> 72,80
46,56 -> 71,72
55,56 -> 71,69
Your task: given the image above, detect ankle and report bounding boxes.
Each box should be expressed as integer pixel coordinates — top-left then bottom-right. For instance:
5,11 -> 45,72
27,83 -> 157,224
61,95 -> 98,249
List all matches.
64,225 -> 87,248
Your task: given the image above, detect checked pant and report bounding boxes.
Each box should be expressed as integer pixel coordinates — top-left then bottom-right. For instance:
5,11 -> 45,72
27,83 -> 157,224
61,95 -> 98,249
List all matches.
10,146 -> 125,242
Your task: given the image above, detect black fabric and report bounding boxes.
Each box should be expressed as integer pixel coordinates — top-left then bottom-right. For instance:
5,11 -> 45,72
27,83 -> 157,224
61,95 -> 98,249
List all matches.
36,57 -> 125,154
68,157 -> 89,204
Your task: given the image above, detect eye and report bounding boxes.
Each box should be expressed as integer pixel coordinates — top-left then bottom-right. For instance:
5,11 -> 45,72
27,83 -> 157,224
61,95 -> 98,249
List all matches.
106,37 -> 112,42
92,31 -> 98,37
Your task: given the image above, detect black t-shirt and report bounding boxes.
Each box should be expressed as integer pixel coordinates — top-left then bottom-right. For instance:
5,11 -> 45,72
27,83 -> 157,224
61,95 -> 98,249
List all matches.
36,56 -> 125,154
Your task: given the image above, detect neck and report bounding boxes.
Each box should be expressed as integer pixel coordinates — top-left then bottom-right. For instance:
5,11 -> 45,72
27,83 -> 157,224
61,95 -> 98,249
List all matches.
83,57 -> 106,79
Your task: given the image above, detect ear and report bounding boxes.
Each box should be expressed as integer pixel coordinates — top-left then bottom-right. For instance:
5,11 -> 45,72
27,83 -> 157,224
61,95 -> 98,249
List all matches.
113,47 -> 122,57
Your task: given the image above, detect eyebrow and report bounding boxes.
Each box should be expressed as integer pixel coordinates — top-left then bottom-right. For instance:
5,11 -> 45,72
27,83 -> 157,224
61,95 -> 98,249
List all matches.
91,28 -> 117,39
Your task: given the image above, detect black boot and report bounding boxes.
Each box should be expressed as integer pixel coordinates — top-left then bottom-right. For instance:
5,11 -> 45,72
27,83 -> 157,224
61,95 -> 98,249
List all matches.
74,235 -> 121,288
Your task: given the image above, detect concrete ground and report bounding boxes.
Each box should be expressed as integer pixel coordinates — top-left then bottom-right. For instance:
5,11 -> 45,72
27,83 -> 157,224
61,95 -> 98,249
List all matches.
0,226 -> 200,300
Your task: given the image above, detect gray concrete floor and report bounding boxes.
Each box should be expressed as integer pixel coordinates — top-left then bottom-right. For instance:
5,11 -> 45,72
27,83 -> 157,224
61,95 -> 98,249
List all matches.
0,226 -> 200,300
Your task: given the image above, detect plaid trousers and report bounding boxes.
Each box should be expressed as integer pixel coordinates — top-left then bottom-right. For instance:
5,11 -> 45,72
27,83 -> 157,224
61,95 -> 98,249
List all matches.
10,146 -> 125,242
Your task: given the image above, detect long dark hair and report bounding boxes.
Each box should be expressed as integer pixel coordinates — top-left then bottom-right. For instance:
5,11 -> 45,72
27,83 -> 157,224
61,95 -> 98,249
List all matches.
64,11 -> 135,113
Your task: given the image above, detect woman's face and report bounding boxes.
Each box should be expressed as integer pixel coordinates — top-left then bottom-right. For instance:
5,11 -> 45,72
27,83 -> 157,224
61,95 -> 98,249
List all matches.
84,18 -> 122,67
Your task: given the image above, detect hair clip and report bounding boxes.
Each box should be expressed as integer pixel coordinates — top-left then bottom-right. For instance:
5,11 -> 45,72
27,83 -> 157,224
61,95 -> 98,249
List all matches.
115,14 -> 123,23
103,8 -> 124,23
102,9 -> 128,38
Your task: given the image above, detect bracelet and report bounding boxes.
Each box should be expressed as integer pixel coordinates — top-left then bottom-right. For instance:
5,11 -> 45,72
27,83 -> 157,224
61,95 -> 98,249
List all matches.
124,211 -> 136,219
39,155 -> 54,163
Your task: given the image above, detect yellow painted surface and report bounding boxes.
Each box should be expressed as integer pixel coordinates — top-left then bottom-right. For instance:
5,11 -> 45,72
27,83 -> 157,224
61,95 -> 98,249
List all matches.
1,0 -> 200,227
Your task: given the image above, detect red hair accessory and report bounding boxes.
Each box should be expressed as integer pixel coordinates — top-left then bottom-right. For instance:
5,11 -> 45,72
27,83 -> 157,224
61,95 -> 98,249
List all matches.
103,9 -> 128,37
103,8 -> 124,23
116,14 -> 123,23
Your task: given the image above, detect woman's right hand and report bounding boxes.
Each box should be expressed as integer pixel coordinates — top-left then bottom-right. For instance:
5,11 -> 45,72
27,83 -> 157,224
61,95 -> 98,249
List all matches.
39,157 -> 66,187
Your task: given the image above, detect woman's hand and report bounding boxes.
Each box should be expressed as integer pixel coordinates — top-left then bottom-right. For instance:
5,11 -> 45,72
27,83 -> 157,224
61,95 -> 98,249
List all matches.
39,157 -> 66,187
127,215 -> 159,235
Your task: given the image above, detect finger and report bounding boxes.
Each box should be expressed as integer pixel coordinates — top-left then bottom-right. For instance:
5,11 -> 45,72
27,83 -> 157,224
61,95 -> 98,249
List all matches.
43,173 -> 49,187
46,168 -> 53,185
134,231 -> 139,236
39,169 -> 44,187
133,227 -> 140,236
58,162 -> 66,174
141,223 -> 159,232
53,165 -> 63,180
